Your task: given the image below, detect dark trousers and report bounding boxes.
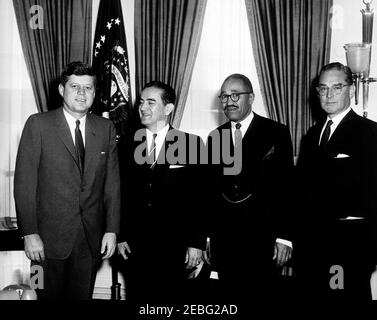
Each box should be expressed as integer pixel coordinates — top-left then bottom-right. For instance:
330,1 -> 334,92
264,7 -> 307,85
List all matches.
211,197 -> 277,301
33,223 -> 99,300
125,260 -> 186,303
297,219 -> 373,300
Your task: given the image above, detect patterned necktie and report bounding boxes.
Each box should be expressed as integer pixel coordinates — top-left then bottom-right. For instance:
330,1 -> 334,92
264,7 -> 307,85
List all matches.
75,120 -> 85,173
319,120 -> 333,147
149,133 -> 157,163
234,122 -> 242,149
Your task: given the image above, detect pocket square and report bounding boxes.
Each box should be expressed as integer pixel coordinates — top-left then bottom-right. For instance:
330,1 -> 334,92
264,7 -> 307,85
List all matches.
169,164 -> 184,169
335,153 -> 350,158
338,216 -> 365,220
262,145 -> 275,160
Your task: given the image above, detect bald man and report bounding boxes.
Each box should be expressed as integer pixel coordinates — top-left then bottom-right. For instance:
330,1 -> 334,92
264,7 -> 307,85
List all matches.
207,74 -> 294,303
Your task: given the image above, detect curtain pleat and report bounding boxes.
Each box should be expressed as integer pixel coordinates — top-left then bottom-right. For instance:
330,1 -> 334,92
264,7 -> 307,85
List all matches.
13,0 -> 92,112
134,0 -> 207,128
245,0 -> 333,156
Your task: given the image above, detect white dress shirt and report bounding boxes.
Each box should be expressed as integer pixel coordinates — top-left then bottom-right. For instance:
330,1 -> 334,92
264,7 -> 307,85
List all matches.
318,107 -> 351,145
230,110 -> 254,143
146,124 -> 170,161
63,108 -> 86,147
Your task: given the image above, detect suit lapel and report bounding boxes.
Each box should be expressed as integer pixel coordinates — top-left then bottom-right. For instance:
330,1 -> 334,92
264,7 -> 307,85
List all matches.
55,108 -> 81,171
326,110 -> 356,149
240,113 -> 267,159
224,121 -> 236,156
312,122 -> 326,148
242,113 -> 260,144
84,114 -> 99,177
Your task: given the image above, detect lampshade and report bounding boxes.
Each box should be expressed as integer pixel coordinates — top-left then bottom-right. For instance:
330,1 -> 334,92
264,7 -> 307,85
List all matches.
362,0 -> 374,43
344,42 -> 371,77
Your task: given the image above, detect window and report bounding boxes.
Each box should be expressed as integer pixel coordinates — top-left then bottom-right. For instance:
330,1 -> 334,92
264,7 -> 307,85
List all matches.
180,0 -> 266,140
0,0 -> 37,224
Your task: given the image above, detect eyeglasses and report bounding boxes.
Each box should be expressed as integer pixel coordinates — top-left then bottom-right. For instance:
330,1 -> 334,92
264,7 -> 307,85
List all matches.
316,84 -> 351,97
218,92 -> 252,103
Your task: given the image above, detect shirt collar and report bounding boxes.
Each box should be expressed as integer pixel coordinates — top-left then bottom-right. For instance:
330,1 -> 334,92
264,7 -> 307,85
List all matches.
231,111 -> 254,131
146,124 -> 170,141
326,107 -> 351,128
63,108 -> 87,126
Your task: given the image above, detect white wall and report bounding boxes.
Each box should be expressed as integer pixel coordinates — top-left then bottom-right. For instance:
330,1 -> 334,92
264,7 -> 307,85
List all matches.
330,0 -> 377,122
180,0 -> 266,140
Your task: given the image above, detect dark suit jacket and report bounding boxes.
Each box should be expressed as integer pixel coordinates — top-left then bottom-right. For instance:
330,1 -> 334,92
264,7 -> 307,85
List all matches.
14,107 -> 121,259
297,109 -> 377,254
207,113 -> 294,275
119,126 -> 207,270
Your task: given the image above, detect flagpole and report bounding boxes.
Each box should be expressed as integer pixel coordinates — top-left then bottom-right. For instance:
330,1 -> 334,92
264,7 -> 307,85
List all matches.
111,257 -> 121,300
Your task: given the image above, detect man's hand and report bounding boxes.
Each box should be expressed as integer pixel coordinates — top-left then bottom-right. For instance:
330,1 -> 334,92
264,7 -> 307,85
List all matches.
273,242 -> 292,266
117,241 -> 131,260
101,232 -> 117,260
24,234 -> 45,262
185,247 -> 203,269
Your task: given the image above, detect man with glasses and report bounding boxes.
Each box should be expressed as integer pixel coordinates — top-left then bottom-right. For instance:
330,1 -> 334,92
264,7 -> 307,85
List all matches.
297,62 -> 377,299
206,74 -> 294,304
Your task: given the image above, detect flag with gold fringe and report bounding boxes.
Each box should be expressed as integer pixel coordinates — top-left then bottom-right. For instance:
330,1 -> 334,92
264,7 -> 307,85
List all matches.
92,0 -> 132,137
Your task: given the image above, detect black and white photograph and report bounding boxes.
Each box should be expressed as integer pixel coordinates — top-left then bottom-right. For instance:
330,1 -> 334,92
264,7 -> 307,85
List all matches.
1,0 -> 377,317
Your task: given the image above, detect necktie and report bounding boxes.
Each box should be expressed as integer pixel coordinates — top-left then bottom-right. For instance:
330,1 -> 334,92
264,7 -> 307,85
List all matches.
149,133 -> 157,163
319,120 -> 333,147
234,123 -> 242,149
75,120 -> 85,173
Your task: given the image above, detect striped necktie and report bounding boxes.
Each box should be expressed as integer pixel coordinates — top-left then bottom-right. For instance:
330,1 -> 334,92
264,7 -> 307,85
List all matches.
149,133 -> 157,163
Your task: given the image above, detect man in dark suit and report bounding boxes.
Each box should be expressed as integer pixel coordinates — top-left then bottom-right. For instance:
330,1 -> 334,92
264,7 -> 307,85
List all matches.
117,81 -> 207,302
14,62 -> 120,300
207,74 -> 294,303
297,62 -> 377,300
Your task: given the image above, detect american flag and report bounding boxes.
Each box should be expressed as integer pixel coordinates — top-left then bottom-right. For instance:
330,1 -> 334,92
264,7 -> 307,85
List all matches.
92,0 -> 132,138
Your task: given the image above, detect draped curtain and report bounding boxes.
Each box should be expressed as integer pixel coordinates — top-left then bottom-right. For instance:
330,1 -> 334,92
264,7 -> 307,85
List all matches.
13,0 -> 92,112
180,0 -> 267,140
0,0 -> 37,229
245,0 -> 333,155
134,0 -> 207,128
